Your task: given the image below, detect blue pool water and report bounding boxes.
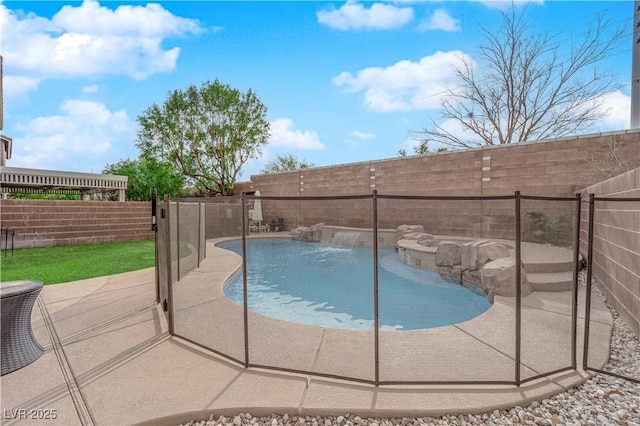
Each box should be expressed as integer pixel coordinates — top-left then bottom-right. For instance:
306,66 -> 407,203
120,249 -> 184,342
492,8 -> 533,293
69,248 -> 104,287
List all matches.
220,239 -> 491,330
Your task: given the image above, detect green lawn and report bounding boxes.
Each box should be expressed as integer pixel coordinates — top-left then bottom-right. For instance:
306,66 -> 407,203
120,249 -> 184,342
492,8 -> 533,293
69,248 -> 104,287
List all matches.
0,240 -> 155,285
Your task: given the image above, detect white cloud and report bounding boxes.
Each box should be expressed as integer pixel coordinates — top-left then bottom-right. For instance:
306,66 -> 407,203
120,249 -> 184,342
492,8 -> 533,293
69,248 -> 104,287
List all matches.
0,1 -> 203,99
317,2 -> 413,31
594,90 -> 630,131
82,84 -> 99,94
333,50 -> 471,112
9,100 -> 136,172
418,9 -> 460,32
52,1 -> 202,37
2,76 -> 41,99
269,118 -> 326,150
350,130 -> 375,141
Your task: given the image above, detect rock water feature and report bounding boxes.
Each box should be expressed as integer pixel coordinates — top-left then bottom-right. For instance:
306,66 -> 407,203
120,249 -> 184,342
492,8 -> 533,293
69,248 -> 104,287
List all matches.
290,223 -> 324,242
290,224 -> 363,248
395,224 -> 434,247
395,224 -> 533,302
330,230 -> 361,247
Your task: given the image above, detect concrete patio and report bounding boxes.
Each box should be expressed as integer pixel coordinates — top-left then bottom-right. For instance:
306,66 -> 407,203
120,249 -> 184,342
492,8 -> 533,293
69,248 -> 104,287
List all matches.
0,241 -> 613,426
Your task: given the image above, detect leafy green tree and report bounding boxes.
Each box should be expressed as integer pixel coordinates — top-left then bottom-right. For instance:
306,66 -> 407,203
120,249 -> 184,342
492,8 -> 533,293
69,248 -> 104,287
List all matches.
103,158 -> 184,201
136,80 -> 270,196
261,154 -> 315,174
417,7 -> 623,151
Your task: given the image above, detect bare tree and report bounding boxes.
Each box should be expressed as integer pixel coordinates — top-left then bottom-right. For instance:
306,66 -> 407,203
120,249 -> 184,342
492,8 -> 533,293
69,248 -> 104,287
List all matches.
417,6 -> 624,150
582,140 -> 640,186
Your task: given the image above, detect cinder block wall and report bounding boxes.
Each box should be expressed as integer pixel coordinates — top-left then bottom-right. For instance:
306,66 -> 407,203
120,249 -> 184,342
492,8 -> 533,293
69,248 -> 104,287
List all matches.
243,130 -> 640,238
0,199 -> 154,249
579,167 -> 640,338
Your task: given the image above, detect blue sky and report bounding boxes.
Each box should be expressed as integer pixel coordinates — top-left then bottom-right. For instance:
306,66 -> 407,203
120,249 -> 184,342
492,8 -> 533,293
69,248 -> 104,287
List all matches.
0,0 -> 633,180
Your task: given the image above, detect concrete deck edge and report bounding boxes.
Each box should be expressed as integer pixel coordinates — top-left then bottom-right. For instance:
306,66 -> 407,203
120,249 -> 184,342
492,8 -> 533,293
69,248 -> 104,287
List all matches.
134,364 -> 594,426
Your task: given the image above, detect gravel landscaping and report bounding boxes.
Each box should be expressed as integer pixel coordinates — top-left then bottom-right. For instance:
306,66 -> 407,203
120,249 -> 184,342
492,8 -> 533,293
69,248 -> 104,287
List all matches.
180,270 -> 640,426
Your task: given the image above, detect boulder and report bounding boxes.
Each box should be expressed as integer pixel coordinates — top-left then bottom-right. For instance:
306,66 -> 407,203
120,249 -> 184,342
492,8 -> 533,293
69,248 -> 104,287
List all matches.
477,242 -> 511,266
290,223 -> 323,242
290,226 -> 309,241
461,240 -> 510,271
462,269 -> 482,287
395,224 -> 425,245
435,241 -> 461,267
417,237 -> 437,247
481,257 -> 532,301
403,232 -> 434,241
438,265 -> 461,281
308,223 -> 323,242
460,240 -> 488,270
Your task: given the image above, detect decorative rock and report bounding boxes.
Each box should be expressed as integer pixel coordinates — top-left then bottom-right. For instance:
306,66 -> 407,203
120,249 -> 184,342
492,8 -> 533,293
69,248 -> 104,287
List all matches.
438,266 -> 461,281
403,232 -> 433,242
290,223 -> 323,242
416,237 -> 437,247
290,226 -> 309,241
476,242 -> 511,266
435,241 -> 461,267
461,240 -> 510,271
395,224 -> 425,245
481,257 -> 532,300
460,240 -> 487,270
462,269 -> 482,287
518,410 -> 526,421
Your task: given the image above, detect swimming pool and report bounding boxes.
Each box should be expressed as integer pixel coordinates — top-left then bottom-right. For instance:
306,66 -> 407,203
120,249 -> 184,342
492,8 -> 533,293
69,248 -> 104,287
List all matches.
220,239 -> 491,330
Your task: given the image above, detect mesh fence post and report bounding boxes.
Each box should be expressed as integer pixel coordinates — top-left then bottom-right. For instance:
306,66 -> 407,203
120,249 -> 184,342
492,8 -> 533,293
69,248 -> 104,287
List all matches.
515,191 -> 521,385
176,200 -> 181,281
583,193 -> 595,370
571,193 -> 581,368
241,192 -> 250,368
372,190 -> 380,385
165,195 -> 175,335
197,201 -> 202,268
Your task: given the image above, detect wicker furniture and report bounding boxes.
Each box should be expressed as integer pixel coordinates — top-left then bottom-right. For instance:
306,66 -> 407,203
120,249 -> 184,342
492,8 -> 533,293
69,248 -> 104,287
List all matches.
1,280 -> 44,375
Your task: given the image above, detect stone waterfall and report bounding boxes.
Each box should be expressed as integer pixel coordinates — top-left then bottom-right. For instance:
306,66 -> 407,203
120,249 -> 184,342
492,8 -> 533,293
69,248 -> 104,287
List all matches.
330,231 -> 361,247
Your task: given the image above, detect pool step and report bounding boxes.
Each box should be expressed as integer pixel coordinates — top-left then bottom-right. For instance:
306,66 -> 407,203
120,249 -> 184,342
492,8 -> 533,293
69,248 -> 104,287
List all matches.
520,242 -> 581,274
527,271 -> 574,292
523,260 -> 576,274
